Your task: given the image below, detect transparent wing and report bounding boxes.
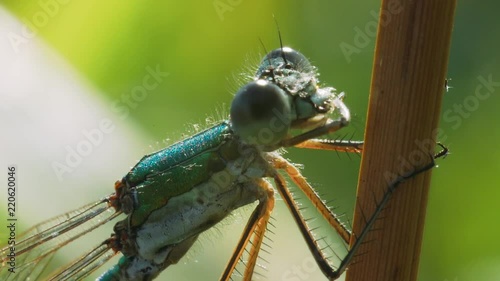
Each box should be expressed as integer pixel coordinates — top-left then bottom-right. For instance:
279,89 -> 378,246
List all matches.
0,196 -> 121,280
48,243 -> 116,281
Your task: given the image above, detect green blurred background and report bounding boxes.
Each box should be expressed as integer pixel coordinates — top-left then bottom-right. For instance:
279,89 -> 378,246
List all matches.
1,0 -> 499,280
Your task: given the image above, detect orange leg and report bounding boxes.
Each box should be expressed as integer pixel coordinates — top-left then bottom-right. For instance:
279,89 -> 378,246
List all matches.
294,138 -> 363,154
272,172 -> 345,280
270,143 -> 448,280
220,179 -> 275,281
272,155 -> 351,243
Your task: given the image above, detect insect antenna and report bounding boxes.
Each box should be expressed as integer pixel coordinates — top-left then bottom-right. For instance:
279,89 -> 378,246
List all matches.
258,37 -> 270,65
258,38 -> 276,82
272,15 -> 289,66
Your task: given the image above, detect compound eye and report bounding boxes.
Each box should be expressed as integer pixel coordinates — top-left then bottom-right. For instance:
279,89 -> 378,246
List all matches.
259,47 -> 313,73
230,80 -> 291,146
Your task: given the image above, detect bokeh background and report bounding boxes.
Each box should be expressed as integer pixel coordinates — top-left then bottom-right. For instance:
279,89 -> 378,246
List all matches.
0,1 -> 498,280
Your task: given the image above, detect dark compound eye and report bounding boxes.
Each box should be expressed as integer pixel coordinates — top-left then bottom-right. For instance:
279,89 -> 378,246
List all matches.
256,47 -> 313,76
230,80 -> 292,146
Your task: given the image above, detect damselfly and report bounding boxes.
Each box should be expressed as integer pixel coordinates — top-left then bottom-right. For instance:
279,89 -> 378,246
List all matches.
0,44 -> 446,280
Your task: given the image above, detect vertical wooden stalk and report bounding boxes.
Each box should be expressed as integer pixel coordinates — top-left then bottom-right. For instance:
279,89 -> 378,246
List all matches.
346,1 -> 456,281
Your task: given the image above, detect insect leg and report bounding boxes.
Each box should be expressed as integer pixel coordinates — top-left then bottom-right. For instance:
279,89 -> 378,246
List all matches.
272,171 -> 345,280
220,179 -> 275,281
294,139 -> 363,154
341,143 -> 449,276
272,155 -> 351,243
272,143 -> 448,280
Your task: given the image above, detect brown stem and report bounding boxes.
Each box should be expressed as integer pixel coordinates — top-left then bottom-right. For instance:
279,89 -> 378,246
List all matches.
346,1 -> 456,281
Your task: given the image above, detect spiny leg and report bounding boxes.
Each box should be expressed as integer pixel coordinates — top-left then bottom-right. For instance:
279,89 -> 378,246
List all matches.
272,156 -> 351,243
294,139 -> 363,154
272,143 -> 448,280
342,143 -> 449,273
272,172 -> 344,279
220,179 -> 275,281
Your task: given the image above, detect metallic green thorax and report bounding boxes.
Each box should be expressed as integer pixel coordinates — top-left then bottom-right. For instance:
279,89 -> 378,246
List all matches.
122,121 -> 239,228
102,120 -> 265,280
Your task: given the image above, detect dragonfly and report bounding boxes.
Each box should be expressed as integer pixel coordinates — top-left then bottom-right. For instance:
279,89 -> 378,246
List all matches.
0,44 -> 446,280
